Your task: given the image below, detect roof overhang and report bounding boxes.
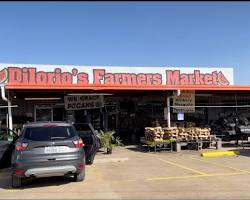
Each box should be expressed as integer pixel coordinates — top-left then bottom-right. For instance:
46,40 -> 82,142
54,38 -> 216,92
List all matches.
5,84 -> 250,91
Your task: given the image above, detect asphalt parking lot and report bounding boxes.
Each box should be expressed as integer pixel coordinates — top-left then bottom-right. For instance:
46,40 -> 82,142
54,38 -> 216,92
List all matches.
1,146 -> 250,199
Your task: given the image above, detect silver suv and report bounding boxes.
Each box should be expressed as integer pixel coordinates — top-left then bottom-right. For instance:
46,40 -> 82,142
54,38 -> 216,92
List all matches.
11,122 -> 85,188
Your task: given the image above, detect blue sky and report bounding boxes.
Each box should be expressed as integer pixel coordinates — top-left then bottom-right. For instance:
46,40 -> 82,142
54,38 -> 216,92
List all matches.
0,2 -> 249,84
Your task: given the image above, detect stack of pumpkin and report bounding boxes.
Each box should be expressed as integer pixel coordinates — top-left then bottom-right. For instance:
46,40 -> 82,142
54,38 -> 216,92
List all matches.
179,127 -> 212,140
194,127 -> 211,140
177,127 -> 190,140
144,127 -> 164,142
144,126 -> 212,141
162,127 -> 179,140
185,128 -> 199,140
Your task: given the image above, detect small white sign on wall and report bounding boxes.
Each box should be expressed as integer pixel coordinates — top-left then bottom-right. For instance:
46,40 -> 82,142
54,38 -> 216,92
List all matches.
173,91 -> 195,113
64,95 -> 104,110
177,113 -> 184,121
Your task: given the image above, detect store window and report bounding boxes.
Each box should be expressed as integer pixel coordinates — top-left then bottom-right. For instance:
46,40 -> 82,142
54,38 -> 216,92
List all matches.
35,106 -> 53,122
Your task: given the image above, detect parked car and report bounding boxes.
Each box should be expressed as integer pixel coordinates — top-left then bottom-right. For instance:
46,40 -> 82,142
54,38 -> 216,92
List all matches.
11,122 -> 85,188
0,128 -> 19,169
73,123 -> 100,165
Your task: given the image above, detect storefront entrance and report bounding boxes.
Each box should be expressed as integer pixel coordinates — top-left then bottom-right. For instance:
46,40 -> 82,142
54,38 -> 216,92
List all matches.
8,89 -> 250,144
74,109 -> 102,130
35,106 -> 52,121
35,105 -> 65,122
34,104 -> 103,130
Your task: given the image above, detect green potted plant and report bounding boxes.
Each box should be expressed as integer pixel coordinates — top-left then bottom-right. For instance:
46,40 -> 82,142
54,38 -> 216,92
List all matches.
99,130 -> 123,154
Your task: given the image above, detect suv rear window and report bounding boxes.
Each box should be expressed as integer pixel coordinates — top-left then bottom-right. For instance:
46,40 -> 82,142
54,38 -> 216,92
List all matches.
23,126 -> 76,141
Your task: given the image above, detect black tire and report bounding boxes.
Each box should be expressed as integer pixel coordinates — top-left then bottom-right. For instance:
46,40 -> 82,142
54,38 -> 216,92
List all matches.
86,156 -> 94,165
86,151 -> 96,165
12,175 -> 22,188
73,170 -> 85,182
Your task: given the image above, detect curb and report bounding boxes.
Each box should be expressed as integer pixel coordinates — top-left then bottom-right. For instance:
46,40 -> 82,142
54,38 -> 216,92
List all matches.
201,151 -> 240,157
94,157 -> 129,164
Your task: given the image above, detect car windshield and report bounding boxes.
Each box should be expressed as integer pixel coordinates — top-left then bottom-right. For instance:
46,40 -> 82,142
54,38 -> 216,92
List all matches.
23,126 -> 76,141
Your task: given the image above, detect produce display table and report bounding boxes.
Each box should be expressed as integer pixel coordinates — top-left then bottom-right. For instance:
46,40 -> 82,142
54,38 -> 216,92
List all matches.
140,137 -> 221,152
140,137 -> 175,152
176,138 -> 221,151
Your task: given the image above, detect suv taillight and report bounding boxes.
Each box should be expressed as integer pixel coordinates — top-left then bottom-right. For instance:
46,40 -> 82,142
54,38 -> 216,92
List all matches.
16,142 -> 28,151
73,138 -> 84,148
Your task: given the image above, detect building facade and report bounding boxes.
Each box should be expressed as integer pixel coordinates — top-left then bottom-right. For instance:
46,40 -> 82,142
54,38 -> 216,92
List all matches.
1,63 -> 250,143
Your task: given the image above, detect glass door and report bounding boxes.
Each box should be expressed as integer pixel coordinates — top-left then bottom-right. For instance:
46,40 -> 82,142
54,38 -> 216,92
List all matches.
34,106 -> 53,122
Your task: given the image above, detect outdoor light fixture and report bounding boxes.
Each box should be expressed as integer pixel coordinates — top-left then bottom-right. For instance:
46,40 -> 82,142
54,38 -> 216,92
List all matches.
67,93 -> 113,96
24,97 -> 62,101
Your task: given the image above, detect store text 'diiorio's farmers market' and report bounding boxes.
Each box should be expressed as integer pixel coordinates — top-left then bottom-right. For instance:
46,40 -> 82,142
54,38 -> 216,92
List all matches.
0,64 -> 234,89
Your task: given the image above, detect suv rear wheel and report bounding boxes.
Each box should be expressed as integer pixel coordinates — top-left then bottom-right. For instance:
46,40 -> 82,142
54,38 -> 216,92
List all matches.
12,175 -> 22,188
73,170 -> 85,182
86,151 -> 97,165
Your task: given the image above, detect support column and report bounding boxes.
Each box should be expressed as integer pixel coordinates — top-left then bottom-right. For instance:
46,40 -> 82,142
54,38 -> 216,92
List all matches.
7,101 -> 13,131
0,85 -> 13,131
167,96 -> 171,128
163,92 -> 169,127
166,90 -> 180,128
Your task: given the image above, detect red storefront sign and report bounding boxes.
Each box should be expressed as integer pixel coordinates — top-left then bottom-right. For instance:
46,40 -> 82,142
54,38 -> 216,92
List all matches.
0,64 -> 234,90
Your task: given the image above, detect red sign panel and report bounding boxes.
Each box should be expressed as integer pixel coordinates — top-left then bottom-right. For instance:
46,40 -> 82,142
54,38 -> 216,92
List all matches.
0,64 -> 234,90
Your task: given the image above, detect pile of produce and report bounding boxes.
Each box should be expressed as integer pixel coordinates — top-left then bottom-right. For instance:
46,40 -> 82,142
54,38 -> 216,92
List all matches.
176,128 -> 189,140
145,126 -> 212,142
145,127 -> 164,142
162,127 -> 179,140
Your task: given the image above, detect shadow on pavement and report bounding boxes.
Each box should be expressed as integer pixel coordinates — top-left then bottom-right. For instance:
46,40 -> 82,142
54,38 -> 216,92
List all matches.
222,142 -> 250,148
97,149 -> 109,155
125,144 -> 250,157
125,145 -> 148,153
0,168 -> 12,189
125,144 -> 168,153
0,168 -> 74,190
231,148 -> 250,158
221,141 -> 250,158
21,176 -> 73,189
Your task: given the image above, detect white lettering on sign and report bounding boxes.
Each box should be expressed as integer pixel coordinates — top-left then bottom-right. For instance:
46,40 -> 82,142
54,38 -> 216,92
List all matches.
64,95 -> 104,110
173,91 -> 195,113
0,63 -> 234,88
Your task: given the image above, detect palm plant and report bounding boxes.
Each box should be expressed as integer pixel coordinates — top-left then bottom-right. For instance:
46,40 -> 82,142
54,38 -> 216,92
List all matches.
98,130 -> 123,154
